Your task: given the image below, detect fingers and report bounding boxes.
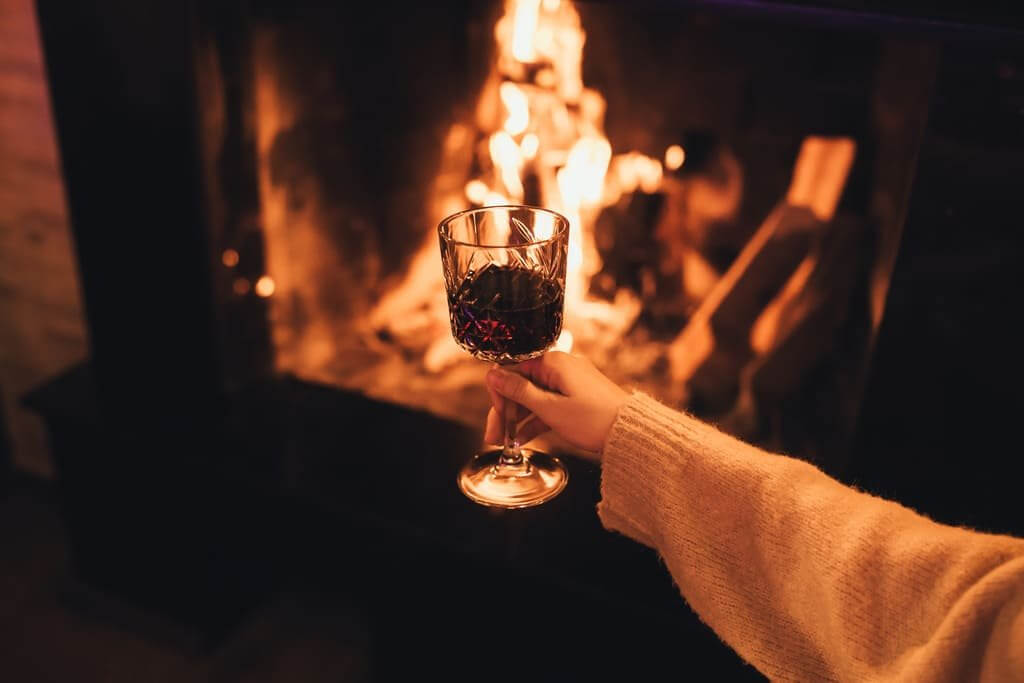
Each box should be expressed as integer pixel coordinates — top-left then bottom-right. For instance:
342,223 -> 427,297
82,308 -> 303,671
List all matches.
485,375 -> 506,422
483,408 -> 550,446
484,407 -> 503,445
516,413 -> 550,444
486,366 -> 560,418
505,351 -> 573,395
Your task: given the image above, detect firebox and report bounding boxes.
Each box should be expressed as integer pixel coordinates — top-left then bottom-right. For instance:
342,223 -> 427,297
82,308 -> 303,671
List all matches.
203,0 -> 924,468
27,0 -> 1024,675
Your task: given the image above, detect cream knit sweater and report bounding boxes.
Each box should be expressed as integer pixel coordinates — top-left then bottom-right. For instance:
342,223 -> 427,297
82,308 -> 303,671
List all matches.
597,393 -> 1024,682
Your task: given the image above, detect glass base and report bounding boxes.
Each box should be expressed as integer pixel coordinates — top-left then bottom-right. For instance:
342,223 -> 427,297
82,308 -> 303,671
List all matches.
457,448 -> 568,509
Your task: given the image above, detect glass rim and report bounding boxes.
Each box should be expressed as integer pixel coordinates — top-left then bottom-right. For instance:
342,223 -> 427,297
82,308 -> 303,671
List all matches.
437,204 -> 570,249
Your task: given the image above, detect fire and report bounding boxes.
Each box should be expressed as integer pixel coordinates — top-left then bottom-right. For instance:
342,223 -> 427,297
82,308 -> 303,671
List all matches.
510,0 -> 541,63
532,210 -> 556,240
250,1 -> 861,457
447,0 -> 660,355
521,133 -> 539,160
251,0 -> 672,433
360,0 -> 662,375
465,179 -> 489,204
500,82 -> 530,136
665,144 -> 686,171
489,131 -> 524,200
560,136 -> 612,208
254,275 -> 276,298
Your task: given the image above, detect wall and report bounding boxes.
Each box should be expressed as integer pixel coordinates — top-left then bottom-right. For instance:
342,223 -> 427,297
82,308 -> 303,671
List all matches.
0,0 -> 87,477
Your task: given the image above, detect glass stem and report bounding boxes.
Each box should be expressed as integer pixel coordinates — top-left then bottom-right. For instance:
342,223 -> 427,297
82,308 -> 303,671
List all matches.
501,401 -> 525,468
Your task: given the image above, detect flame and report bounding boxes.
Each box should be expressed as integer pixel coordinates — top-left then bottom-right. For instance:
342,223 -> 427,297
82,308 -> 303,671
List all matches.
254,275 -> 276,297
465,179 -> 489,204
489,131 -> 524,200
500,82 -> 530,136
560,136 -> 611,207
520,133 -> 539,159
466,0 -> 661,354
665,144 -> 686,171
484,191 -> 510,207
369,0 -> 663,375
532,211 -> 556,240
255,0 -> 694,432
616,152 -> 663,194
511,0 -> 541,63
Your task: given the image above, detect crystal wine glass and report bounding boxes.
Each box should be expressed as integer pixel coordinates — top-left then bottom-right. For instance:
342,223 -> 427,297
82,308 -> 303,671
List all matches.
438,205 -> 570,508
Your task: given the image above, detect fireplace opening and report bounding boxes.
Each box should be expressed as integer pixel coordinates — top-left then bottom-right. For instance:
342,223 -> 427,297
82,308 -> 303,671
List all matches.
209,0 -> 913,470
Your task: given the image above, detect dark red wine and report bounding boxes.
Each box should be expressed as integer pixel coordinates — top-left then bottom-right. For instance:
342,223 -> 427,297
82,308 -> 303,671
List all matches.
449,264 -> 564,363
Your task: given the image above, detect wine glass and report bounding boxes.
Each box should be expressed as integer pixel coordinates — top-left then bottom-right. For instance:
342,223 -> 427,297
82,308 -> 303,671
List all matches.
438,205 -> 570,508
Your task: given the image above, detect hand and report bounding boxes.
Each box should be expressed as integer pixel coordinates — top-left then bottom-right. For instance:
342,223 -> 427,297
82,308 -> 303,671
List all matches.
484,351 -> 629,457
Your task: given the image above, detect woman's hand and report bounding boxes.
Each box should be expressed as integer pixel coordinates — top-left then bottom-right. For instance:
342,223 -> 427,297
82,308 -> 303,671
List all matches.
483,351 -> 629,457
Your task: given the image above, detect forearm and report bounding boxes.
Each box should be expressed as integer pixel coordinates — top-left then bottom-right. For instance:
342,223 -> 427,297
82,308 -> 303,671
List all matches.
597,393 -> 1024,681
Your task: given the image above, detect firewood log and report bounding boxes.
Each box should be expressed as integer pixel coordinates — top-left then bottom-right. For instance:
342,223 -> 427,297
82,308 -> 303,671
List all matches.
665,137 -> 856,410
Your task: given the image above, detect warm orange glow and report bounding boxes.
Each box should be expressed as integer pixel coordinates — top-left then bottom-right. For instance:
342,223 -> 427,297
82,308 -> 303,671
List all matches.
467,0 -> 656,350
222,249 -> 240,267
665,144 -> 686,171
786,137 -> 856,221
534,68 -> 557,88
554,329 -> 573,352
489,131 -> 524,200
520,133 -> 539,159
533,211 -> 556,240
423,336 -> 462,373
233,278 -> 250,295
484,191 -> 510,207
638,158 -> 663,193
500,81 -> 530,136
562,137 -> 611,207
254,275 -> 276,297
363,0 -> 660,382
465,179 -> 489,204
511,0 -> 541,62
611,152 -> 663,196
254,37 -> 343,374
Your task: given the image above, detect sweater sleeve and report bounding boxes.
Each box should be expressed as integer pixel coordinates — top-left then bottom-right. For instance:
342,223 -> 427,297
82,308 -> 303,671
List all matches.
597,392 -> 1024,682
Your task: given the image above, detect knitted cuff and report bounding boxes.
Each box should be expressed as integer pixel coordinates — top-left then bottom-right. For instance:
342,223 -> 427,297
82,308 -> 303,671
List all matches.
597,392 -> 701,549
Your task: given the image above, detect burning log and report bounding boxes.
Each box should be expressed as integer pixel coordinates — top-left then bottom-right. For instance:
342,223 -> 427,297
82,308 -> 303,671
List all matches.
665,137 -> 856,411
721,214 -> 867,443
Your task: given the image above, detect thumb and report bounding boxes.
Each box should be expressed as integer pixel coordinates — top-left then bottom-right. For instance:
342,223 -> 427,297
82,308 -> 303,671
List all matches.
486,366 -> 556,417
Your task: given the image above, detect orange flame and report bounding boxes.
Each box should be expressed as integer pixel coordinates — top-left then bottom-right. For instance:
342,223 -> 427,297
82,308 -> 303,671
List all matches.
391,0 -> 663,363
500,83 -> 530,136
489,131 -> 524,200
665,144 -> 686,171
521,133 -> 539,159
465,179 -> 489,205
254,275 -> 276,298
511,0 -> 541,63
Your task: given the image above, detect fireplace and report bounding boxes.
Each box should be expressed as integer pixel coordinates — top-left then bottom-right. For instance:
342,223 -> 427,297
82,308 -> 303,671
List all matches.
192,0 -> 925,468
26,0 -> 1024,673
